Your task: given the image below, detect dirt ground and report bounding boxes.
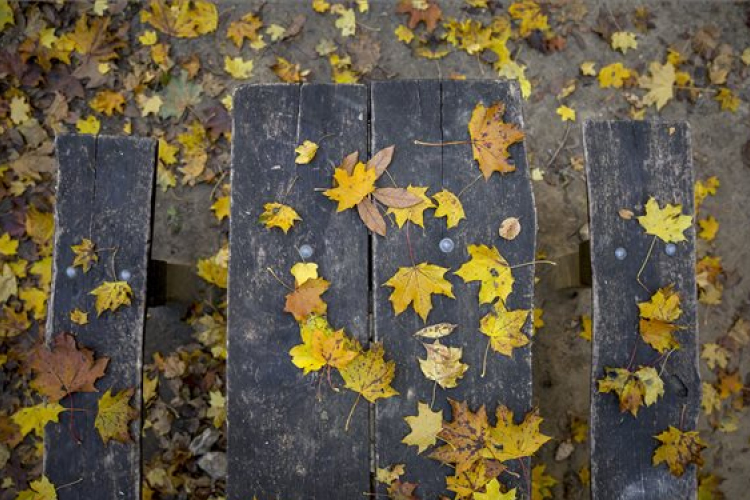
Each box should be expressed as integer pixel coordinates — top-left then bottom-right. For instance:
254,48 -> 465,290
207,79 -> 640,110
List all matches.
2,0 -> 750,499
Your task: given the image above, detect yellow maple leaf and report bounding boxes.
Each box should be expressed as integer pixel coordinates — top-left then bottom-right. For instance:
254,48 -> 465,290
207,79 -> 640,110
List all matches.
611,31 -> 638,53
419,340 -> 468,389
332,5 -> 356,37
556,105 -> 576,122
695,176 -> 719,211
72,238 -> 98,272
224,55 -> 254,79
637,197 -> 692,243
16,476 -> 57,500
479,301 -> 530,357
638,285 -> 683,352
474,478 -> 516,500
289,315 -> 332,374
402,401 -> 442,454
468,101 -> 525,179
698,216 -> 719,241
141,0 -> 218,38
715,88 -> 740,113
385,263 -> 454,322
531,465 -> 557,500
639,62 -> 676,110
0,264 -> 17,303
76,115 -> 101,135
598,62 -> 631,89
90,281 -> 132,316
70,308 -> 89,325
580,61 -> 596,76
227,13 -> 263,48
653,426 -> 706,477
387,185 -> 435,228
197,247 -> 228,288
0,232 -> 19,256
290,262 -> 318,286
10,95 -> 30,125
207,390 -> 226,428
138,94 -> 163,117
432,189 -> 466,228
271,56 -> 309,83
313,0 -> 331,13
211,195 -> 230,221
259,202 -> 301,233
701,382 -> 721,416
89,90 -> 126,116
0,0 -> 14,32
598,366 -> 665,416
508,0 -> 548,37
20,287 -> 47,320
483,405 -> 551,462
295,140 -> 319,164
324,162 -> 377,212
701,343 -> 729,371
340,342 -> 398,403
395,25 -> 414,43
455,244 -> 514,305
139,30 -> 158,45
446,459 -> 505,498
95,388 -> 138,444
11,402 -> 66,438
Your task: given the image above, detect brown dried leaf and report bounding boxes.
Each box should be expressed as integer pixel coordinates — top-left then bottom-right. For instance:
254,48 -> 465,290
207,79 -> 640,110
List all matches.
368,145 -> 395,177
357,196 -> 387,236
373,187 -> 422,209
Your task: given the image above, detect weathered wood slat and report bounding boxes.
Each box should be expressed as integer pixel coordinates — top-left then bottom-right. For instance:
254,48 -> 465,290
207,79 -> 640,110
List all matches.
370,80 -> 536,498
46,135 -> 156,500
227,84 -> 370,499
584,121 -> 699,499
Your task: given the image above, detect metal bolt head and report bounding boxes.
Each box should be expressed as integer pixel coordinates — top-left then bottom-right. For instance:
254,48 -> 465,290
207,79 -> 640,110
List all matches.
65,266 -> 77,278
614,247 -> 627,260
299,244 -> 314,259
439,238 -> 455,253
665,243 -> 677,256
119,269 -> 132,281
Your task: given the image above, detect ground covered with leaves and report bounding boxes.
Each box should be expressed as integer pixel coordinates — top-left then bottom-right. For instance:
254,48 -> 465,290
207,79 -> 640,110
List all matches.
1,1 -> 749,499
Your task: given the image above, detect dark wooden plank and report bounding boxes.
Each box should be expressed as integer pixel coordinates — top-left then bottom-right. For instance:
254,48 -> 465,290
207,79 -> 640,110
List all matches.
227,84 -> 370,499
46,134 -> 156,500
584,121 -> 699,499
371,80 -> 536,498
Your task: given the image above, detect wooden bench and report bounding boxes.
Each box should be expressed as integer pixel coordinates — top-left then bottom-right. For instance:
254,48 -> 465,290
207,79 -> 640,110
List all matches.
38,86 -> 700,500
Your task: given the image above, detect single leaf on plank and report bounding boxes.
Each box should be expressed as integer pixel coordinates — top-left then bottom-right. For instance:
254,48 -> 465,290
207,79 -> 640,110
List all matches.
402,401 -> 443,453
385,262 -> 454,322
27,333 -> 109,402
652,426 -> 706,477
71,238 -> 97,272
340,342 -> 398,403
284,277 -> 329,321
479,301 -> 530,357
638,285 -> 683,352
482,406 -> 551,462
419,340 -> 468,389
259,202 -> 301,233
376,464 -> 406,485
414,322 -> 457,339
90,281 -> 132,316
433,189 -> 466,229
429,399 -> 489,474
95,388 -> 138,445
11,403 -> 66,439
367,145 -> 395,177
141,0 -> 218,38
387,185 -> 435,228
290,262 -> 318,286
396,0 -> 442,32
455,244 -> 514,305
372,187 -> 422,209
468,101 -> 525,180
295,140 -> 319,164
639,62 -> 676,110
324,161 -> 377,211
597,366 -> 665,416
637,197 -> 692,243
357,196 -> 387,236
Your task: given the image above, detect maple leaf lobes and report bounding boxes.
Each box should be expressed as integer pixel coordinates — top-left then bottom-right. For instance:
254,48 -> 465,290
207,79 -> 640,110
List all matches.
430,399 -> 490,474
402,402 -> 443,454
455,244 -> 514,305
468,101 -> 524,179
259,202 -> 301,233
385,263 -> 454,322
387,185 -> 435,228
340,342 -> 398,403
479,302 -> 530,357
653,426 -> 706,477
432,189 -> 466,228
324,162 -> 377,212
638,285 -> 683,352
419,341 -> 468,389
637,197 -> 692,243
95,388 -> 138,445
90,280 -> 132,316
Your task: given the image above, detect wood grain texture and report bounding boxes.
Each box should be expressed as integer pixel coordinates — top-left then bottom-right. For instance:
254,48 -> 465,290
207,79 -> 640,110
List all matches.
46,134 -> 156,500
370,80 -> 536,498
584,121 -> 699,500
227,84 -> 370,499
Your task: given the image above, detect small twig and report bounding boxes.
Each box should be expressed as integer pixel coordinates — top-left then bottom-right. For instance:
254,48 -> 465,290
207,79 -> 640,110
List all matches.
55,478 -> 84,491
546,122 -> 571,169
413,139 -> 470,147
345,394 -> 361,432
508,259 -> 557,270
266,267 -> 294,291
637,235 -> 657,293
481,338 -> 491,378
457,174 -> 484,199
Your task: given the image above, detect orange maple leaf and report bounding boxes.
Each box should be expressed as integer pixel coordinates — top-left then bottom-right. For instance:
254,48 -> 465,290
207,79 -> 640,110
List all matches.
468,102 -> 525,179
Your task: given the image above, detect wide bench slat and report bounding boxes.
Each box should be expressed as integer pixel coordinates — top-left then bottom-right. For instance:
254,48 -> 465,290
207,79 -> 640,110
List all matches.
584,121 -> 700,499
46,135 -> 156,499
227,84 -> 370,498
370,80 -> 536,498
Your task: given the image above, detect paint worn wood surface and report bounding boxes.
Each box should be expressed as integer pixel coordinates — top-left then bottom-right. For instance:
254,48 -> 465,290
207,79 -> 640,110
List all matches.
227,84 -> 370,499
370,80 -> 536,498
46,135 -> 156,500
584,121 -> 699,500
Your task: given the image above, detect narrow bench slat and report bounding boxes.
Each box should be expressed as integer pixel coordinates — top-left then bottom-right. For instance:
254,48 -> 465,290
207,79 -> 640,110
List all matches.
228,84 -> 370,499
46,135 -> 156,499
584,121 -> 699,499
371,80 -> 536,498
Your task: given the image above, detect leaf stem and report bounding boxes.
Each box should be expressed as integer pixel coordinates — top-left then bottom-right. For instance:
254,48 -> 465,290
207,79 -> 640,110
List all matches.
345,393 -> 361,432
265,267 -> 294,291
637,235 -> 657,293
507,259 -> 557,270
413,139 -> 470,147
481,338 -> 491,378
457,174 -> 484,199
430,381 -> 437,409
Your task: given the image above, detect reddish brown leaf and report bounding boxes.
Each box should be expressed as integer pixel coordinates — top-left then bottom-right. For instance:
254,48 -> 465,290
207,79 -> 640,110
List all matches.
368,145 -> 395,177
357,197 -> 387,236
28,333 -> 109,403
429,399 -> 489,474
387,480 -> 421,500
396,0 -> 442,33
284,278 -> 330,321
373,187 -> 422,209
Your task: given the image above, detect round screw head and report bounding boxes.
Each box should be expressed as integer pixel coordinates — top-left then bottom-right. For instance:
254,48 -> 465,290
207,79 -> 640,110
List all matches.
65,266 -> 77,278
614,247 -> 627,260
299,244 -> 314,259
439,238 -> 455,253
665,243 -> 677,256
119,269 -> 132,281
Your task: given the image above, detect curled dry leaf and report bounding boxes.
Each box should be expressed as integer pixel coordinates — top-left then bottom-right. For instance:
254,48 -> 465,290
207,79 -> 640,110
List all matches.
372,187 -> 422,209
357,196 -> 387,236
367,145 -> 395,177
468,101 -> 525,180
419,340 -> 468,389
499,217 -> 521,240
413,322 -> 457,339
